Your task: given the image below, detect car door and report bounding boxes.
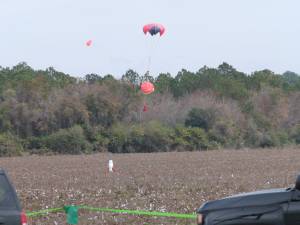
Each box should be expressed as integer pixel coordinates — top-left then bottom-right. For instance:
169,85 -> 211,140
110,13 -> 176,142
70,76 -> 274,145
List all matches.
285,189 -> 300,225
205,206 -> 286,225
0,173 -> 21,225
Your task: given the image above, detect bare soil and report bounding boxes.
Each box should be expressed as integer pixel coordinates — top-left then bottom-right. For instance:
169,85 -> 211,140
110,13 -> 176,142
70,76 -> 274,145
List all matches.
1,147 -> 299,224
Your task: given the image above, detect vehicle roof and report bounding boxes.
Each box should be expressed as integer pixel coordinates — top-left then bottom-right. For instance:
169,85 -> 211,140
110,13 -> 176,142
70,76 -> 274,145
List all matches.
198,188 -> 292,213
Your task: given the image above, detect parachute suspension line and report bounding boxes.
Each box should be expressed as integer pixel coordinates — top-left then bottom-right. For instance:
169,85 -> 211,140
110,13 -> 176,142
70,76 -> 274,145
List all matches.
145,35 -> 152,77
147,55 -> 151,76
141,23 -> 163,115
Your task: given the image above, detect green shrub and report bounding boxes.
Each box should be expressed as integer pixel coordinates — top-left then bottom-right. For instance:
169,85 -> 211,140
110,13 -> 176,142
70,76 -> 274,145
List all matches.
259,133 -> 277,148
141,121 -> 174,152
125,125 -> 145,153
251,112 -> 272,130
208,120 -> 242,148
256,131 -> 290,148
27,136 -> 45,149
44,125 -> 91,154
185,108 -> 216,131
274,131 -> 290,146
244,129 -> 288,148
243,128 -> 261,148
83,125 -> 109,152
290,125 -> 300,144
108,124 -> 129,153
173,126 -> 210,151
108,122 -> 174,153
0,133 -> 23,157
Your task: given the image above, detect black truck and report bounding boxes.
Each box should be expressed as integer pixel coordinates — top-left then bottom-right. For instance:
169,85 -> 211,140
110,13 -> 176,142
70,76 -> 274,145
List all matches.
196,174 -> 300,225
0,168 -> 27,225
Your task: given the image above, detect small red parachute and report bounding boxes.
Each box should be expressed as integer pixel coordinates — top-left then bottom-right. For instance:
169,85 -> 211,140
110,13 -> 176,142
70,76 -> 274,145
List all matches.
143,103 -> 148,112
140,81 -> 155,95
86,40 -> 92,46
143,23 -> 165,36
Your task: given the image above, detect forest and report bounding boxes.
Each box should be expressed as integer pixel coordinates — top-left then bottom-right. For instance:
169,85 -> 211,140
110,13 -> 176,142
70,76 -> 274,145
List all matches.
0,62 -> 299,156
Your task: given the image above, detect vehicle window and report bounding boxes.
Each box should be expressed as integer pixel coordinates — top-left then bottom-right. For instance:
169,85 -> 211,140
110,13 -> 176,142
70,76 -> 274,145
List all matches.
0,175 -> 17,209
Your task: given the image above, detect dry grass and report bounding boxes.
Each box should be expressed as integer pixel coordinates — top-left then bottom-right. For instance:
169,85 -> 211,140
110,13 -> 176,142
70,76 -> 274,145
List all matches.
1,147 -> 300,224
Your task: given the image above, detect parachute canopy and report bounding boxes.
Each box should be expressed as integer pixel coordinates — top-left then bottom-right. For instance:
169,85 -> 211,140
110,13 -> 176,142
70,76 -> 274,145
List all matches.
141,81 -> 155,95
143,23 -> 165,36
86,40 -> 92,46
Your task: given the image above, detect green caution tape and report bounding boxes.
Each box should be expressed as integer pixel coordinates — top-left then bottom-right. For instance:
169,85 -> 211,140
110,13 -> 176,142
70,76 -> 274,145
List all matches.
27,205 -> 197,225
26,207 -> 64,217
80,206 -> 196,219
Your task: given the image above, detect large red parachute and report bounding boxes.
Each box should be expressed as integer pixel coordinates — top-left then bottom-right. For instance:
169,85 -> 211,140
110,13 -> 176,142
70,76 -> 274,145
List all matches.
143,23 -> 165,36
86,40 -> 92,46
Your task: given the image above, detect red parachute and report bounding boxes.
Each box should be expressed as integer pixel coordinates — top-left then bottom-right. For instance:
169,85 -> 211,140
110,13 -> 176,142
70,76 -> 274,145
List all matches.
143,23 -> 165,36
143,103 -> 148,112
140,81 -> 155,95
141,82 -> 154,112
86,40 -> 92,47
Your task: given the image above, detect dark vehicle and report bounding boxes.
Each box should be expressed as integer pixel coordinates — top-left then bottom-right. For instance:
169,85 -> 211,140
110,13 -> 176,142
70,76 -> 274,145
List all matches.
0,168 -> 27,225
196,174 -> 300,225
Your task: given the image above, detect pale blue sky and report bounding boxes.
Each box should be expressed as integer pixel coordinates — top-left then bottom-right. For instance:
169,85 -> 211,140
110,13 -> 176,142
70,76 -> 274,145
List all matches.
0,0 -> 299,77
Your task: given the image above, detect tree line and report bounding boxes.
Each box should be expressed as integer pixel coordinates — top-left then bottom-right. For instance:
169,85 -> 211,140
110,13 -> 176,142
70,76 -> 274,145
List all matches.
0,62 -> 299,156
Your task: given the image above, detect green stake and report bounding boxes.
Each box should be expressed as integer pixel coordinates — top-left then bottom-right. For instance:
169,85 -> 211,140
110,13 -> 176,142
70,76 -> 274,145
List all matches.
64,205 -> 79,224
